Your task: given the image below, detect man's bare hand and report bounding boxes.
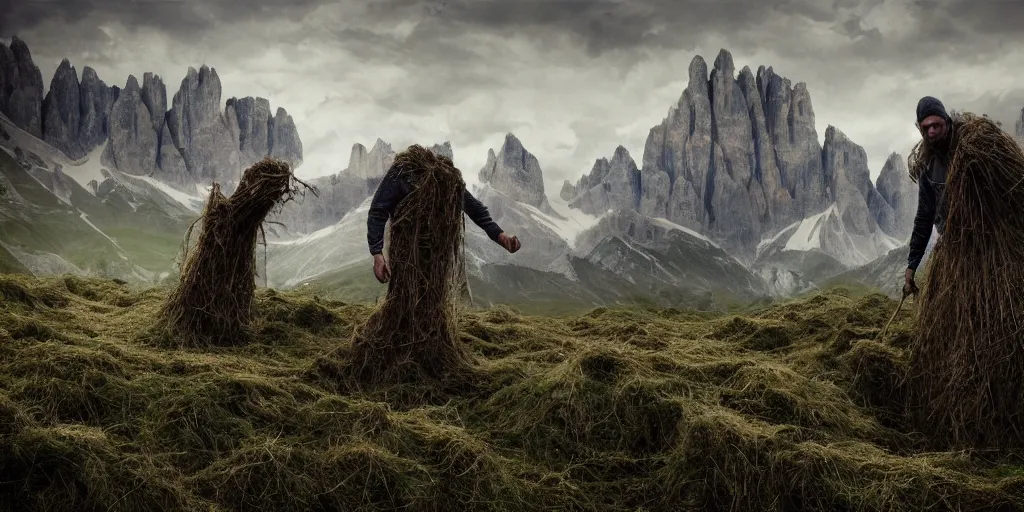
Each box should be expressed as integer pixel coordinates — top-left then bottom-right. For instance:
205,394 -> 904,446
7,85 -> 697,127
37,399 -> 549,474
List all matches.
497,232 -> 521,253
373,254 -> 391,283
903,268 -> 919,298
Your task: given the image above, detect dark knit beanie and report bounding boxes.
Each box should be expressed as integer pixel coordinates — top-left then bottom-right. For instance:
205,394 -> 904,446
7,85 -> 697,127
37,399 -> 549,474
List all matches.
916,96 -> 949,124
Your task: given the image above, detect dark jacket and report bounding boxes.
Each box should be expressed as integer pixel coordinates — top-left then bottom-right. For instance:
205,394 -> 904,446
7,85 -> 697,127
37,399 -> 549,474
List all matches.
907,152 -> 949,271
366,168 -> 504,255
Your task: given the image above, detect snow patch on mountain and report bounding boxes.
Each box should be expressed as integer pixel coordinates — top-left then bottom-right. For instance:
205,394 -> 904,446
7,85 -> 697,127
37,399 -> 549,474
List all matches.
63,142 -> 108,192
544,192 -> 602,248
265,197 -> 373,287
785,204 -> 838,252
124,174 -> 205,213
756,221 -> 800,258
648,217 -> 721,250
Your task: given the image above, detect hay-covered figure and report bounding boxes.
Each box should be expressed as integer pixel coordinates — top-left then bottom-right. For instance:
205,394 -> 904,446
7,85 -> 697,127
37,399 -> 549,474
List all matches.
902,96 -> 1024,450
154,158 -> 309,347
343,145 -> 519,387
367,151 -> 521,292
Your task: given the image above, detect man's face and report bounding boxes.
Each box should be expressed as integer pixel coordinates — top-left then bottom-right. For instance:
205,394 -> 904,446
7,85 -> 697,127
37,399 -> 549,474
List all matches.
920,115 -> 948,143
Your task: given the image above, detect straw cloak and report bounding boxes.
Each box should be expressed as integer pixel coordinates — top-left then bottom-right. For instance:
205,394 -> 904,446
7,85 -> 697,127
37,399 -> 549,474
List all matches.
904,112 -> 1024,450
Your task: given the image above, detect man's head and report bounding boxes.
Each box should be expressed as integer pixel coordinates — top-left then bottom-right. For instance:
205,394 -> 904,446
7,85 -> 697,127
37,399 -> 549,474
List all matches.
916,96 -> 951,144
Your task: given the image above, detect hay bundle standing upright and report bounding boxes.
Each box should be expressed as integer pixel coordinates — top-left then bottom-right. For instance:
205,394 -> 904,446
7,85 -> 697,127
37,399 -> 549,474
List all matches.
903,97 -> 1024,450
155,157 -> 309,347
350,145 -> 520,384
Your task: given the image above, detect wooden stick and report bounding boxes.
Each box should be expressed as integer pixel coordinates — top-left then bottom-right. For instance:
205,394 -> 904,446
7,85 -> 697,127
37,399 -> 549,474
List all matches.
878,293 -> 909,342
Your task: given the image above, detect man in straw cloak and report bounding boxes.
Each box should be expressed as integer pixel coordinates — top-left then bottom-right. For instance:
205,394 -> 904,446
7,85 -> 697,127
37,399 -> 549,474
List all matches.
900,94 -> 1024,449
366,147 -> 522,302
903,96 -> 952,297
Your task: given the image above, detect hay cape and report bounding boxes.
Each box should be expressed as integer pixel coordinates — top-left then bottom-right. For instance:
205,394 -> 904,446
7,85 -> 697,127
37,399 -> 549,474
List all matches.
154,157 -> 312,348
344,145 -> 474,387
904,111 -> 1024,451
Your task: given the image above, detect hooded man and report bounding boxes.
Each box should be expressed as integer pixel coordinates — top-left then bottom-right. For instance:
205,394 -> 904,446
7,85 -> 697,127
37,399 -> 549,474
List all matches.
904,96 -> 954,297
366,155 -> 521,286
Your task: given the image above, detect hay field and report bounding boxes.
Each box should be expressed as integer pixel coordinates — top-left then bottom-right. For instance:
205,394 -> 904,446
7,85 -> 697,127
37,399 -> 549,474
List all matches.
0,274 -> 1021,511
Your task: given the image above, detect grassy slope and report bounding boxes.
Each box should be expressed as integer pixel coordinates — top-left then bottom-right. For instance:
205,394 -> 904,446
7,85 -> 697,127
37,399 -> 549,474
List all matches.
827,245 -> 935,299
0,273 -> 1021,511
51,169 -> 194,274
0,243 -> 30,274
296,259 -> 735,317
0,150 -> 194,277
295,239 -> 764,317
756,249 -> 850,283
0,153 -> 128,274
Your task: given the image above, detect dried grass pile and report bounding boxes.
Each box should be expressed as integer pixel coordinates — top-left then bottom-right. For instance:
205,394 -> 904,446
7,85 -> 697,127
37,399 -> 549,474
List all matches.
344,145 -> 473,386
154,158 -> 310,348
905,112 -> 1024,451
3,273 -> 1024,510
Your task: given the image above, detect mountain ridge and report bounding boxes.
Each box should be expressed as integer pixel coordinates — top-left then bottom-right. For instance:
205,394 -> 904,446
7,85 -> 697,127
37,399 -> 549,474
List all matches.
1,36 -> 303,195
4,36 -> 1020,310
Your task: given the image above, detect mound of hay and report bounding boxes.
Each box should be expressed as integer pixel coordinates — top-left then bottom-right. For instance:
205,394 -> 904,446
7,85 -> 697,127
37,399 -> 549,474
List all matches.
346,145 -> 473,386
154,158 -> 311,348
905,112 -> 1024,450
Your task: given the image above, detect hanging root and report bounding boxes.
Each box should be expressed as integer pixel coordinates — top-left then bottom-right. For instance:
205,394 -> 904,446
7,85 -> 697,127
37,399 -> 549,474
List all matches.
904,112 -> 1024,451
153,158 -> 315,348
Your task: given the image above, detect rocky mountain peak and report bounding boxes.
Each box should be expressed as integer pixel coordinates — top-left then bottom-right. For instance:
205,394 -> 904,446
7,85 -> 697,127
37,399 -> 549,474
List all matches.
874,151 -> 915,240
559,180 -> 575,201
823,124 -> 876,202
611,145 -> 631,165
3,37 -> 302,196
227,96 -> 272,166
124,74 -> 141,93
713,49 -> 736,76
431,141 -> 454,161
0,35 -> 45,139
342,138 -> 393,180
41,58 -> 84,159
103,73 -> 160,174
575,48 -> 908,268
140,73 -> 167,142
268,110 -> 302,166
478,132 -> 552,212
687,55 -> 709,95
78,65 -> 112,152
566,145 -> 641,215
821,124 -> 898,251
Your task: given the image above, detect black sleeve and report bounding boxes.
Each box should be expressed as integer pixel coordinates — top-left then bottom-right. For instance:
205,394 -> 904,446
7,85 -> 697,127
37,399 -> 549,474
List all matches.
907,177 -> 936,271
463,189 -> 504,242
366,169 -> 405,255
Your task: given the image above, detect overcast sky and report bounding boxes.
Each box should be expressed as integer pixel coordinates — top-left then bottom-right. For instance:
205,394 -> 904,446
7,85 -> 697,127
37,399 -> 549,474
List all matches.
4,0 -> 1024,195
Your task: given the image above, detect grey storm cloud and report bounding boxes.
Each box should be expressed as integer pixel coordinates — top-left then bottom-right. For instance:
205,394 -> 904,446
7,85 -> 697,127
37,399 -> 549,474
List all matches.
2,0 -> 1024,185
1,0 -> 324,36
5,0 -> 1021,59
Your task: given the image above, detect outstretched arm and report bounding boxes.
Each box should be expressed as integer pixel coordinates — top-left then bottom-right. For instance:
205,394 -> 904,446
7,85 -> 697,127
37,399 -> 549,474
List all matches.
907,177 -> 936,272
367,169 -> 405,255
462,189 -> 504,242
